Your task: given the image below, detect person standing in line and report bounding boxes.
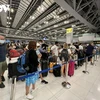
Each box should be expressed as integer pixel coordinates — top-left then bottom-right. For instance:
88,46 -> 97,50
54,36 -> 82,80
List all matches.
0,35 -> 7,88
36,43 -> 48,84
25,41 -> 39,99
60,43 -> 69,77
86,42 -> 94,65
51,41 -> 59,57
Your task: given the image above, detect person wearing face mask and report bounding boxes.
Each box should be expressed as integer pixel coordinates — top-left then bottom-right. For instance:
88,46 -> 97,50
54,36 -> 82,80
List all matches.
36,43 -> 48,84
0,35 -> 7,88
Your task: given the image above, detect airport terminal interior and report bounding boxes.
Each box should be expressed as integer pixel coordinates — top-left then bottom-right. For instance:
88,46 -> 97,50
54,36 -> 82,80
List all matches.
0,0 -> 100,100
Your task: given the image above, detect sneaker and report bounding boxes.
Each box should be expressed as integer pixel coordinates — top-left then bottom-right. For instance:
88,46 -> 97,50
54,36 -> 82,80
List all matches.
0,83 -> 5,88
26,93 -> 33,99
1,76 -> 5,82
41,80 -> 48,84
30,89 -> 38,97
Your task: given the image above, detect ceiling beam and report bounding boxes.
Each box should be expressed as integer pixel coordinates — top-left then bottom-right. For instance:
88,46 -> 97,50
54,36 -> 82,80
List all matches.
54,0 -> 97,30
77,0 -> 94,13
22,3 -> 59,31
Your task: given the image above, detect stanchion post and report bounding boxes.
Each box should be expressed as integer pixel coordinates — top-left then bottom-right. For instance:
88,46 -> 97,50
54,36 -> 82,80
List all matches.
92,55 -> 96,66
10,76 -> 17,100
96,53 -> 98,61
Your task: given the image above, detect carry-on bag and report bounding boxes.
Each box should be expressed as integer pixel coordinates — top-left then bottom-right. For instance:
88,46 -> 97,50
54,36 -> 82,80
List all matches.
8,62 -> 21,78
53,64 -> 61,77
49,62 -> 56,73
68,60 -> 75,77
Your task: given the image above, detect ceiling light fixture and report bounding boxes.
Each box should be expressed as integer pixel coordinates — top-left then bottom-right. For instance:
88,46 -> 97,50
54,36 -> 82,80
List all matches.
30,16 -> 35,20
44,21 -> 48,24
25,22 -> 29,24
38,25 -> 41,28
7,22 -> 11,24
72,25 -> 76,27
10,8 -> 14,13
7,17 -> 12,20
37,6 -> 44,12
64,21 -> 69,24
77,28 -> 81,30
54,25 -> 58,27
54,15 -> 59,19
22,25 -> 25,27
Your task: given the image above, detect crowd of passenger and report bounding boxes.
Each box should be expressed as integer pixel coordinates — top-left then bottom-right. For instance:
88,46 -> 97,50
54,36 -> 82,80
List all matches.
0,35 -> 100,99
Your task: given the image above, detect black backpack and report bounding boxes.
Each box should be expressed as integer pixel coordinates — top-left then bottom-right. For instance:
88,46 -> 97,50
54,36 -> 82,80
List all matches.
60,49 -> 68,61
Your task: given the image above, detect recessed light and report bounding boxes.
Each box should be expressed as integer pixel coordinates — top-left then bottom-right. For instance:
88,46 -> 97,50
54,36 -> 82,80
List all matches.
54,25 -> 58,27
30,16 -> 35,19
44,21 -> 48,24
7,22 -> 11,24
64,21 -> 69,24
37,6 -> 44,12
38,25 -> 41,28
47,28 -> 50,30
77,28 -> 81,30
72,25 -> 76,27
25,22 -> 29,24
22,25 -> 25,27
10,8 -> 14,13
54,15 -> 59,19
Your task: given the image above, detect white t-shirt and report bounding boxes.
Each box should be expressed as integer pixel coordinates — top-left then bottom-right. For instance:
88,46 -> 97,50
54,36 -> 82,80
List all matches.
70,45 -> 76,53
79,45 -> 83,50
68,49 -> 72,55
51,45 -> 59,56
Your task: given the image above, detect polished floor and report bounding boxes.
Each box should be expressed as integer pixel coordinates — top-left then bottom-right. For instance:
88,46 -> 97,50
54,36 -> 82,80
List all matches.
0,57 -> 100,100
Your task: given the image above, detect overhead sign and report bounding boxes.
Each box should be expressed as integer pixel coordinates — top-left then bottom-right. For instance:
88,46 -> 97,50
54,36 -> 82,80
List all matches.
0,5 -> 10,12
66,28 -> 73,34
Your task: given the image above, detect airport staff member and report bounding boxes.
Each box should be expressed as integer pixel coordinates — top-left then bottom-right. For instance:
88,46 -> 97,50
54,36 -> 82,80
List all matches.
0,35 -> 7,88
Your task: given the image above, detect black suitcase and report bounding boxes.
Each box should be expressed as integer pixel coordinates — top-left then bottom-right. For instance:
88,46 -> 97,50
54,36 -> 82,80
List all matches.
53,64 -> 61,77
8,62 -> 23,79
41,60 -> 48,77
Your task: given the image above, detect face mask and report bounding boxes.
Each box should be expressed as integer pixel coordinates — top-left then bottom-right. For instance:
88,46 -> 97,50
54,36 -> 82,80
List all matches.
0,40 -> 5,44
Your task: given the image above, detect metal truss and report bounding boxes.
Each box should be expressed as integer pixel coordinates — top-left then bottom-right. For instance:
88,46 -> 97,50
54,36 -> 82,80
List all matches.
56,0 -> 100,29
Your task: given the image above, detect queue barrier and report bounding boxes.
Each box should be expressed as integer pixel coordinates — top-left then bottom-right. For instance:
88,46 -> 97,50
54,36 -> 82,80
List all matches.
10,54 -> 98,100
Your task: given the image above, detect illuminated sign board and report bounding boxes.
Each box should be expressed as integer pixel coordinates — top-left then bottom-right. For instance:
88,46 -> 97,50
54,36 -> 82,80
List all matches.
66,28 -> 73,34
0,5 -> 10,12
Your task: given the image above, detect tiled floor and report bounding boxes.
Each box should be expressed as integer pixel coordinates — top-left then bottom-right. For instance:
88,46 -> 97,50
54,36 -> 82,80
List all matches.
1,57 -> 100,100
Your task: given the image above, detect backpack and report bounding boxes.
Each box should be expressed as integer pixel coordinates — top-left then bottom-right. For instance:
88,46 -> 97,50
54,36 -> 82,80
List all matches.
17,50 -> 30,73
60,49 -> 68,61
9,49 -> 20,58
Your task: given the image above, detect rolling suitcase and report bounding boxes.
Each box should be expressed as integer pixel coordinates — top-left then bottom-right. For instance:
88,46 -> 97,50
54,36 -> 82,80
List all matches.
8,62 -> 21,79
53,64 -> 61,77
68,60 -> 75,77
49,62 -> 56,73
41,60 -> 48,77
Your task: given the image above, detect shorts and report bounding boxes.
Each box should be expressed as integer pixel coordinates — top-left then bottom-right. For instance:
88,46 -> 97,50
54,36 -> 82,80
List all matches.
0,61 -> 7,75
26,72 -> 39,86
86,54 -> 92,61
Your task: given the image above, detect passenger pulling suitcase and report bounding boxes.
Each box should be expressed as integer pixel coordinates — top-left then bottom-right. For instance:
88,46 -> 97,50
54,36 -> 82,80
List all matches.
41,60 -> 48,77
68,60 -> 75,77
53,64 -> 61,77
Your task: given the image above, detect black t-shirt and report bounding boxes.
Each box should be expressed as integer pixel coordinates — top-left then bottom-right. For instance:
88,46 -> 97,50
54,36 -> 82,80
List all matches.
28,49 -> 39,73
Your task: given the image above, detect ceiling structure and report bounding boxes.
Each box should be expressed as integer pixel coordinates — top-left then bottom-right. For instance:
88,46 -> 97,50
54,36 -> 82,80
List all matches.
0,0 -> 100,40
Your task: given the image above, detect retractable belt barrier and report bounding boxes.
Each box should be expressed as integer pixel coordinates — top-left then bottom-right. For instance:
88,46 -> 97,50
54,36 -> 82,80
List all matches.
10,54 -> 99,100
18,54 -> 96,80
